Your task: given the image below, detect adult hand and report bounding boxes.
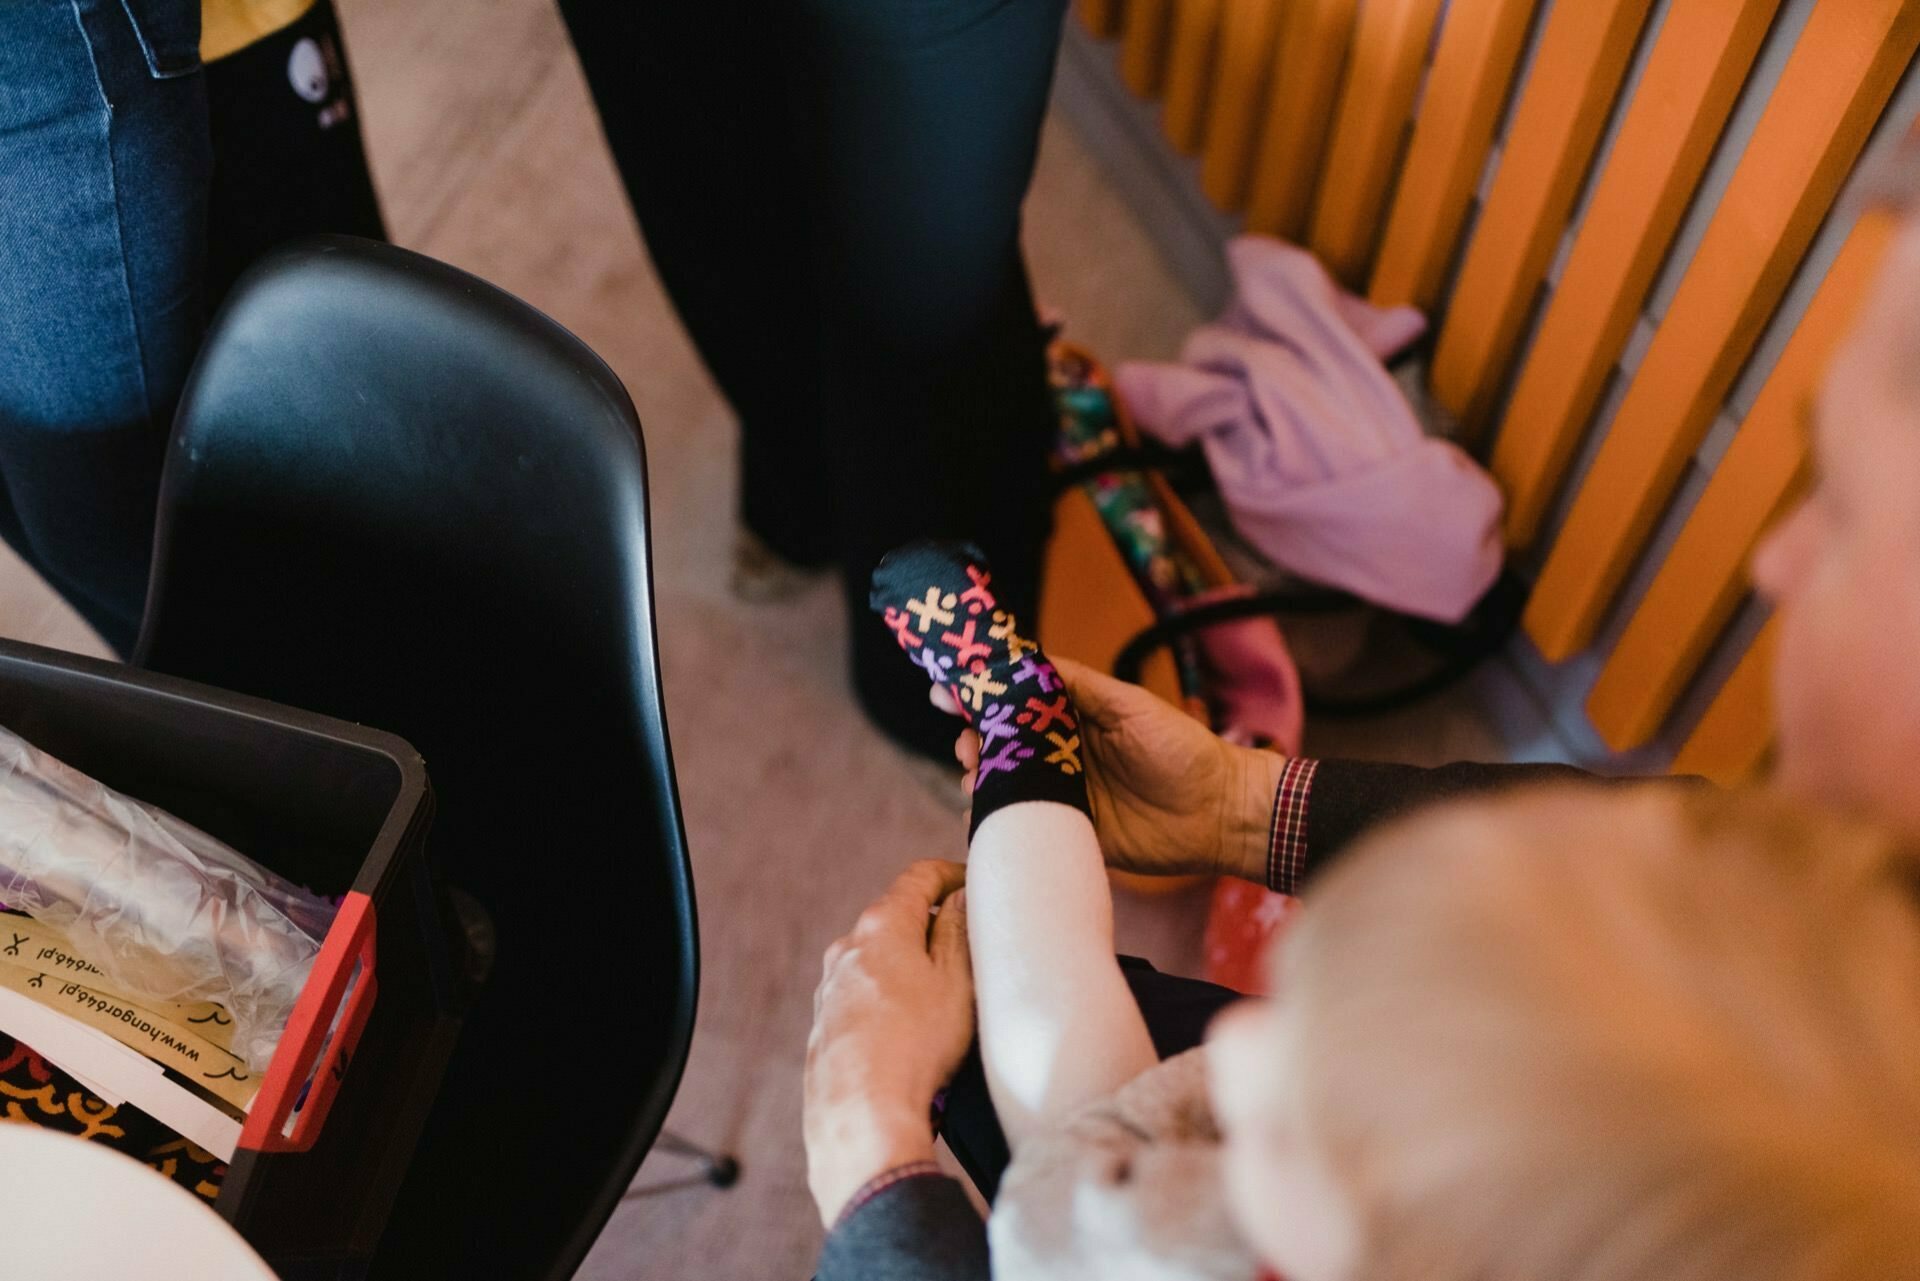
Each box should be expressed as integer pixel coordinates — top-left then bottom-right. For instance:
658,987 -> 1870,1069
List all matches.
804,859 -> 973,1227
935,656 -> 1285,881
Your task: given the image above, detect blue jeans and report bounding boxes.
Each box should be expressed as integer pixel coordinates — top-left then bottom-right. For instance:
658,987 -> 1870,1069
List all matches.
0,0 -> 209,652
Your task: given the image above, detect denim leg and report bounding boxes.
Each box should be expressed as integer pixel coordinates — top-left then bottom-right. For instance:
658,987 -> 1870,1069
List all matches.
0,0 -> 209,652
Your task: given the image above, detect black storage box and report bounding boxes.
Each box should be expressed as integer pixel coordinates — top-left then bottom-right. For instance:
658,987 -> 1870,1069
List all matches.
0,638 -> 462,1277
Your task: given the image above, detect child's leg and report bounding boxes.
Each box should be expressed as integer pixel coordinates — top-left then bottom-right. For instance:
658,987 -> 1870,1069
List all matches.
872,542 -> 1156,1146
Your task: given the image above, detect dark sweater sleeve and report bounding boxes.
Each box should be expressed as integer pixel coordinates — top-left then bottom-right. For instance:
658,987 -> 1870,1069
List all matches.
1301,759 -> 1684,888
816,1173 -> 990,1281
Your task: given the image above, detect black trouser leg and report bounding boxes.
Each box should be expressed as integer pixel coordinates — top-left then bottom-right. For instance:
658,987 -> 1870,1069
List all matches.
555,0 -> 838,567
557,0 -> 1066,758
802,0 -> 1067,758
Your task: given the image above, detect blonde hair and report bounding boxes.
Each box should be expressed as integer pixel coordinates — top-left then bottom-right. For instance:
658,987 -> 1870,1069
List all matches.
1277,785 -> 1920,1281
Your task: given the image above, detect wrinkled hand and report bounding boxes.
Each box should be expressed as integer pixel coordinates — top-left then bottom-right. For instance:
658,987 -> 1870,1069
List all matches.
935,656 -> 1284,881
804,860 -> 973,1227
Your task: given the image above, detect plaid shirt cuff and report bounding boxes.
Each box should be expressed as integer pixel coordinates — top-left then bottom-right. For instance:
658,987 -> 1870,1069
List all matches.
1266,758 -> 1319,895
832,1160 -> 947,1232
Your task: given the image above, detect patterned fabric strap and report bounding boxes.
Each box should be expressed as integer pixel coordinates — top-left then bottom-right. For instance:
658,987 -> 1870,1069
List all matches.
1267,758 -> 1320,896
833,1159 -> 950,1232
0,1034 -> 227,1202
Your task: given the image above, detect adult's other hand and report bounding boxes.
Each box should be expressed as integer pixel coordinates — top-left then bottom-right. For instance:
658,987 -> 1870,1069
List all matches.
804,859 -> 973,1226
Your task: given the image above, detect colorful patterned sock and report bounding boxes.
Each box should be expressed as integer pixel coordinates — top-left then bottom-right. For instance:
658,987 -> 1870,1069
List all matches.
869,541 -> 1088,837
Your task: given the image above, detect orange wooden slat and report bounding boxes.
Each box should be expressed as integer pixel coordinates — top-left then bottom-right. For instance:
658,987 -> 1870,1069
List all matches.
1307,0 -> 1447,286
1200,0 -> 1287,211
1668,620 -> 1778,783
1078,0 -> 1122,39
1428,0 -> 1655,436
1493,0 -> 1782,548
1162,0 -> 1225,154
1367,0 -> 1538,311
1523,0 -> 1920,662
1121,0 -> 1174,97
1585,216 -> 1891,751
1244,0 -> 1363,241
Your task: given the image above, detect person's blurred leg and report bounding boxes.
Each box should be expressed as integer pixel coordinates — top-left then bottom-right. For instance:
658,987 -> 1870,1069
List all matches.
554,0 -> 838,568
798,0 -> 1066,758
0,0 -> 211,653
201,0 -> 386,306
556,0 -> 1065,758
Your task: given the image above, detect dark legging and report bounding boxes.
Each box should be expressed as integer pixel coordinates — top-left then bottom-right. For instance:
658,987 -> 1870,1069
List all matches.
555,0 -> 1068,758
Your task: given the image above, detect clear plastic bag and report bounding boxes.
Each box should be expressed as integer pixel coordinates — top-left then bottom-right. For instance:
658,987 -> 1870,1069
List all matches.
0,723 -> 335,1070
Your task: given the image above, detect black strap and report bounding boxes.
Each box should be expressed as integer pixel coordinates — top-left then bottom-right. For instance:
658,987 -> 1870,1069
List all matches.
1113,587 -> 1360,685
1115,570 -> 1528,719
1387,335 -> 1431,375
1049,443 -> 1210,498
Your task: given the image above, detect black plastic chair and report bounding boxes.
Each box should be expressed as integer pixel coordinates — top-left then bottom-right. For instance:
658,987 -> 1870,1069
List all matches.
136,237 -> 701,1280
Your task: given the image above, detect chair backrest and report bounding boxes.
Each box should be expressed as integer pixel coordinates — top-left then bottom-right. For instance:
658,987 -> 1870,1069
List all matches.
1079,0 -> 1920,778
137,237 -> 697,1281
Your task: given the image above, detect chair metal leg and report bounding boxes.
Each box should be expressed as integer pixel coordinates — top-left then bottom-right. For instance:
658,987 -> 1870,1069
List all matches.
622,1129 -> 740,1198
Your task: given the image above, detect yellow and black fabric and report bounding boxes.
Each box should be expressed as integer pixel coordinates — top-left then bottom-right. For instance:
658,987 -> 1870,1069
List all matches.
0,1034 -> 227,1205
201,0 -> 315,60
201,0 -> 386,303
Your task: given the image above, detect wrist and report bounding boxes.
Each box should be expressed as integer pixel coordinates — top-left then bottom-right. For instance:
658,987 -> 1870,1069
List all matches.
807,1102 -> 937,1228
1221,746 -> 1289,883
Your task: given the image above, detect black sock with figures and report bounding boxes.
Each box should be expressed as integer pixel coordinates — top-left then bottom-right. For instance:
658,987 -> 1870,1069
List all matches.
869,540 -> 1089,837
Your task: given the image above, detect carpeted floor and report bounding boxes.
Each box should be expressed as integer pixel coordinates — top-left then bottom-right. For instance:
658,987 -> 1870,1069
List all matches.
0,3 -> 1551,1273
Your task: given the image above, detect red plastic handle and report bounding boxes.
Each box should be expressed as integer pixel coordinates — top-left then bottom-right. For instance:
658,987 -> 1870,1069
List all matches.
239,890 -> 378,1154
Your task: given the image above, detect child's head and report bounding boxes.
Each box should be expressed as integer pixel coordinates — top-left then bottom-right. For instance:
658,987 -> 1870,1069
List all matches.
1206,785 -> 1920,1281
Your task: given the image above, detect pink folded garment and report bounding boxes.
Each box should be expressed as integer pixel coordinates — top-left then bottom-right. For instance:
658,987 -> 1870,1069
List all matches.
1115,237 -> 1504,623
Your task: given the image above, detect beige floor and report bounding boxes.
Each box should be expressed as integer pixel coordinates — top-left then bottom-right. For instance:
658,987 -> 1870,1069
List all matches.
0,3 -> 1542,1274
